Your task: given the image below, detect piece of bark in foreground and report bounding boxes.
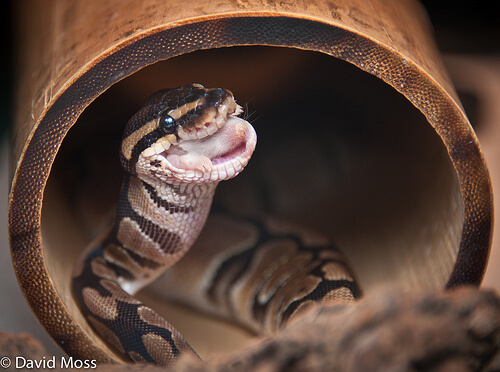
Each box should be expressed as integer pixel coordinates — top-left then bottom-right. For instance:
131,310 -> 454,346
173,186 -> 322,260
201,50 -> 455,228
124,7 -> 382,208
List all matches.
172,286 -> 500,372
1,286 -> 498,372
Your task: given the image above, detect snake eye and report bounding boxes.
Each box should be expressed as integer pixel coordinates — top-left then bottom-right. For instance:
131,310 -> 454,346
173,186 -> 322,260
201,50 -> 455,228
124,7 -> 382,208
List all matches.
159,113 -> 177,134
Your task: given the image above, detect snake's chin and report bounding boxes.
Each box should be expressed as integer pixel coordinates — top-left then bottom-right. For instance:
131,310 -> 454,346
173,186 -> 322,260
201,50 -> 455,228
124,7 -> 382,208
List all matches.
159,116 -> 256,183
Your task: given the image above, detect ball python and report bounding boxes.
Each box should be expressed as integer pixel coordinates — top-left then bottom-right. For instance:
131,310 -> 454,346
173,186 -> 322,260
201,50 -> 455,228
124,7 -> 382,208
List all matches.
72,83 -> 361,366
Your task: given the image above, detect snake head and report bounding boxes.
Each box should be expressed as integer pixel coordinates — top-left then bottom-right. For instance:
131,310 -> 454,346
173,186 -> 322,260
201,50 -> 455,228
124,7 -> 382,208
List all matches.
120,83 -> 257,185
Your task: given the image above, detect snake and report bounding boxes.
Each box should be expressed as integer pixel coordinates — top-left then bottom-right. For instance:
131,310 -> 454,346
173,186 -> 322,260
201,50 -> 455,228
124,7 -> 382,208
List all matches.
71,83 -> 361,366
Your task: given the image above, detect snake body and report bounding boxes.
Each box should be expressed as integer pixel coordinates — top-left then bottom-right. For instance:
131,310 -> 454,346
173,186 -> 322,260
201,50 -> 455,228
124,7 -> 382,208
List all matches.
72,83 -> 360,366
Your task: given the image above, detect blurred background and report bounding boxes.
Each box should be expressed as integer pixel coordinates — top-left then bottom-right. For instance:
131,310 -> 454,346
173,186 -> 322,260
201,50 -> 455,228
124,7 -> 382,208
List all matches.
0,0 -> 498,356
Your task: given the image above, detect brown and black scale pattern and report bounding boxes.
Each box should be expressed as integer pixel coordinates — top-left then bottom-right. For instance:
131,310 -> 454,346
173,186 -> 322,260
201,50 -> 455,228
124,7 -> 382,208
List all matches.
72,174 -> 191,363
206,214 -> 362,331
72,251 -> 184,363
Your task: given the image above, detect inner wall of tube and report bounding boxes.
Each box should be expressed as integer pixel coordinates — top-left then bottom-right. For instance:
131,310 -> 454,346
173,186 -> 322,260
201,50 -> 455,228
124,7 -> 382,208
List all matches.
42,46 -> 463,357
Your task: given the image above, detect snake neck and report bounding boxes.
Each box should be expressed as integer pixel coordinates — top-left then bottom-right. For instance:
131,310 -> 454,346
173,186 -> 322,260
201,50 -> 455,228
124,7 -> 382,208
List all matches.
105,173 -> 218,294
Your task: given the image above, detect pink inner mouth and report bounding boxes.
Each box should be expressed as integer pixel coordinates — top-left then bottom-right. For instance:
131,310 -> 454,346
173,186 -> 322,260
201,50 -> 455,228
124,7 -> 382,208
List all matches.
159,116 -> 255,176
211,141 -> 247,165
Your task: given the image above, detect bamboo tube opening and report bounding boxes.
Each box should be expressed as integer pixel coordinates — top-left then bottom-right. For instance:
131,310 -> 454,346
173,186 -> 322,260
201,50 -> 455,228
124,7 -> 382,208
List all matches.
42,46 -> 463,358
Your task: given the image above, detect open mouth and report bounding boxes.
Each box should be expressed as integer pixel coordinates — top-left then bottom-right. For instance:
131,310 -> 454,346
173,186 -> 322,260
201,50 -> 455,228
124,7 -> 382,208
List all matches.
153,113 -> 256,182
